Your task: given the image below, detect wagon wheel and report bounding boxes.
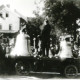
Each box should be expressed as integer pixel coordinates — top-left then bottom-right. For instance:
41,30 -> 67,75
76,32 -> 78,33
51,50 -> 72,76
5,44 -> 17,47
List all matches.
15,61 -> 30,75
64,65 -> 78,78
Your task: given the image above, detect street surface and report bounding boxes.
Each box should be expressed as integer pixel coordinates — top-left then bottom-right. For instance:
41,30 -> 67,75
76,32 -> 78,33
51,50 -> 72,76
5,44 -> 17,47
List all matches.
0,73 -> 80,80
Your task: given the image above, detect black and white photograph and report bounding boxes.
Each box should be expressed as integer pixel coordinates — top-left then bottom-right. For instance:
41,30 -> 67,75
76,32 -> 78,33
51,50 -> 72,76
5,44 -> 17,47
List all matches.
0,0 -> 80,80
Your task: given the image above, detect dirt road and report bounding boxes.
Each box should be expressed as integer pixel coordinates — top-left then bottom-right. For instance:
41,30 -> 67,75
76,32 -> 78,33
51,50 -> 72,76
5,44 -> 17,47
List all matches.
0,73 -> 80,80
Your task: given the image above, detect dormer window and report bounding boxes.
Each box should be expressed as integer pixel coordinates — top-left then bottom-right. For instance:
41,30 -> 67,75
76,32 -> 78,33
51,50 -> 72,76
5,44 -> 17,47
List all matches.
0,13 -> 2,18
6,13 -> 8,17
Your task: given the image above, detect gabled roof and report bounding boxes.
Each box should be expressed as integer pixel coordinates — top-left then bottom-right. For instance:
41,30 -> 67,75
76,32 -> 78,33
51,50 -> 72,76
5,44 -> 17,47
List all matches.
14,10 -> 27,21
0,5 -> 27,22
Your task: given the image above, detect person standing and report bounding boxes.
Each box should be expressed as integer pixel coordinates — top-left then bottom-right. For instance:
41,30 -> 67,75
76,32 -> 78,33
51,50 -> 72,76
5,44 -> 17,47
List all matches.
34,27 -> 41,52
77,31 -> 80,56
77,32 -> 80,47
41,20 -> 51,57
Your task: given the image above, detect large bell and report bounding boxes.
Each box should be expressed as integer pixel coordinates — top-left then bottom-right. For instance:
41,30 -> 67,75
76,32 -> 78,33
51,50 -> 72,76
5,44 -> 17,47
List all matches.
58,37 -> 73,61
10,29 -> 30,58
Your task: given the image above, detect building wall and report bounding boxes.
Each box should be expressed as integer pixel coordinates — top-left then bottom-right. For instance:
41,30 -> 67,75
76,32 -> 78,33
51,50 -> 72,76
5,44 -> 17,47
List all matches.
0,8 -> 20,32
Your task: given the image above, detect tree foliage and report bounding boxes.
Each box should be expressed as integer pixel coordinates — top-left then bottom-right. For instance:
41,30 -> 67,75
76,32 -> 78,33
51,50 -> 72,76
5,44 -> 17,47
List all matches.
44,0 -> 80,36
26,16 -> 44,37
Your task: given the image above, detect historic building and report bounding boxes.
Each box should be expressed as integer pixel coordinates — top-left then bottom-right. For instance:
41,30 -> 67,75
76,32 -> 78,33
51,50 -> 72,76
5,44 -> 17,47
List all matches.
0,5 -> 27,54
0,5 -> 26,33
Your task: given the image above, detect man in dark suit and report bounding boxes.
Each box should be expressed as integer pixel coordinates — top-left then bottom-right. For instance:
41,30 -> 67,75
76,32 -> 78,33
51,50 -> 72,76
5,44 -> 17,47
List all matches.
41,20 -> 51,57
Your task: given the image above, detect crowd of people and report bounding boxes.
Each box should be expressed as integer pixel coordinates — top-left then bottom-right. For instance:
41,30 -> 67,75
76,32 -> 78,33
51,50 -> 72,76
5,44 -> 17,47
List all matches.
28,19 -> 80,58
29,19 -> 59,58
0,19 -> 80,59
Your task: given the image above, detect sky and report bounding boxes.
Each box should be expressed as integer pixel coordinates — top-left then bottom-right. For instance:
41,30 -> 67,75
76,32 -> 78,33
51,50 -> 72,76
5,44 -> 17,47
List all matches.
0,0 -> 44,17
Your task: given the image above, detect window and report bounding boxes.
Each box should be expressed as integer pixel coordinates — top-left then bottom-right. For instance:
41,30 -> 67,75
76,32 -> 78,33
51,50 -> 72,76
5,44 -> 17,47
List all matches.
0,24 -> 2,29
65,37 -> 70,42
9,24 -> 12,30
6,13 -> 9,17
0,13 -> 2,17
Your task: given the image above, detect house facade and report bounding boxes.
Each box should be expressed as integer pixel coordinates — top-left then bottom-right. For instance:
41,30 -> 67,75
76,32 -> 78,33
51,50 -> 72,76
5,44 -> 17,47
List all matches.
0,5 -> 27,54
0,5 -> 20,33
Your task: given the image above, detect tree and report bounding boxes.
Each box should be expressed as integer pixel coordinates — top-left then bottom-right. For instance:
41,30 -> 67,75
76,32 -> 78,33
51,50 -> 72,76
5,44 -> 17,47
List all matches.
26,16 -> 44,37
44,0 -> 80,39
